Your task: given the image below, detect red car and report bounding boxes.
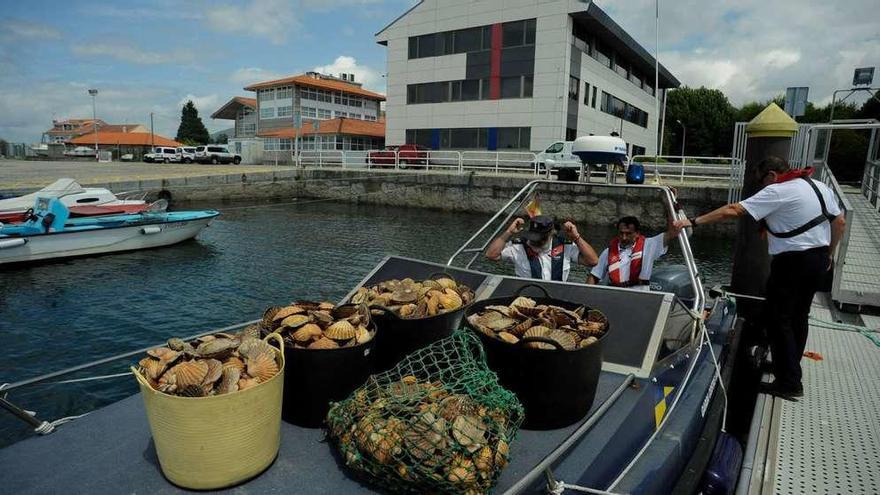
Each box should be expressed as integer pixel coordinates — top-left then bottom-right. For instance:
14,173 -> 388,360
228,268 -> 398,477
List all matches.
368,144 -> 430,167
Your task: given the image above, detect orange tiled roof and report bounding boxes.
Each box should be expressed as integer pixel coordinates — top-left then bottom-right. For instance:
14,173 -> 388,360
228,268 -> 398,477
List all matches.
235,96 -> 257,107
211,96 -> 257,119
68,132 -> 181,147
244,74 -> 385,101
256,118 -> 385,139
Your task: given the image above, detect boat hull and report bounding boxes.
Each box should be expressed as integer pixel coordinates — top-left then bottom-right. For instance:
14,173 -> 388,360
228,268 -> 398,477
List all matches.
0,217 -> 214,265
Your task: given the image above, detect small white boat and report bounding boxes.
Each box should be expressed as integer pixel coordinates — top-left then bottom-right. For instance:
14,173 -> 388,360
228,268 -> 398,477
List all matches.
0,197 -> 219,265
0,179 -> 152,223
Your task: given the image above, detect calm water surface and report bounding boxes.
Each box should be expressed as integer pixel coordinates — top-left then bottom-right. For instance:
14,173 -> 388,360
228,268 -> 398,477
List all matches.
0,199 -> 732,446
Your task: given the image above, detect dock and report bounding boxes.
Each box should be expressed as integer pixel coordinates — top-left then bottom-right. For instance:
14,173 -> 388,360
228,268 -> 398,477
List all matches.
740,297 -> 880,494
835,187 -> 880,307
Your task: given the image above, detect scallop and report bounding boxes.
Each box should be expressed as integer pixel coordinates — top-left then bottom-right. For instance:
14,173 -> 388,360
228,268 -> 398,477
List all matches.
138,357 -> 166,381
325,320 -> 357,341
391,287 -> 419,304
168,360 -> 209,388
579,336 -> 599,348
511,296 -> 536,308
197,337 -> 239,359
247,352 -> 279,383
238,337 -> 275,360
484,316 -> 518,331
439,288 -> 463,310
355,325 -> 372,345
484,305 -> 511,317
273,305 -> 306,322
177,384 -> 205,398
239,323 -> 262,340
310,310 -> 334,325
497,332 -> 519,344
146,347 -> 180,365
474,445 -> 494,475
222,356 -> 246,373
318,301 -> 335,311
279,314 -> 311,329
238,377 -> 260,391
218,367 -> 240,395
426,292 -> 440,316
202,359 -> 224,387
547,329 -> 577,351
435,277 -> 457,289
261,305 -> 282,329
308,337 -> 340,350
522,325 -> 551,338
509,317 -> 534,337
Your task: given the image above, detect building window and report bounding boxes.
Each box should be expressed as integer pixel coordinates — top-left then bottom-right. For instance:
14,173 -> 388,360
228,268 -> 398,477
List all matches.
600,91 -> 649,128
317,108 -> 331,119
523,75 -> 533,97
613,57 -> 629,79
277,105 -> 293,117
260,107 -> 275,119
593,41 -> 612,69
592,86 -> 598,108
569,76 -> 579,101
350,113 -> 362,120
335,111 -> 347,118
632,145 -> 646,157
565,128 -> 577,141
259,89 -> 275,101
501,76 -> 521,99
264,138 -> 278,151
406,127 -> 530,150
407,75 -> 533,104
302,106 -> 317,118
502,19 -> 536,48
583,82 -> 591,106
364,115 -> 377,121
629,71 -> 642,88
276,86 -> 293,99
408,20 -> 533,59
497,127 -> 531,150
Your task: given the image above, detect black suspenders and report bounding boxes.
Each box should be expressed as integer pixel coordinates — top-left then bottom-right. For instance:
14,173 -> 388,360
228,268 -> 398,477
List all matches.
766,177 -> 837,239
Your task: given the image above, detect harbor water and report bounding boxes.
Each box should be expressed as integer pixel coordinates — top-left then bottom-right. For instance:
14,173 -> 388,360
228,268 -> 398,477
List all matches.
0,199 -> 733,447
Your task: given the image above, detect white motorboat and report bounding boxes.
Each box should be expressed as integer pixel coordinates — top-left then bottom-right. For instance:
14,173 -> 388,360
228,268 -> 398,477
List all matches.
0,179 -> 152,223
0,197 -> 219,265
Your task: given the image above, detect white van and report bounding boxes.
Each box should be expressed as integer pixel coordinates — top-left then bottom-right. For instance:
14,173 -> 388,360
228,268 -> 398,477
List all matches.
535,141 -> 583,180
144,147 -> 180,163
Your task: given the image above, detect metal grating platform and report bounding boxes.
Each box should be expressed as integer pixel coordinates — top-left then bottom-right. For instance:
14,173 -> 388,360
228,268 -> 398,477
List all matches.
758,300 -> 880,494
836,192 -> 880,306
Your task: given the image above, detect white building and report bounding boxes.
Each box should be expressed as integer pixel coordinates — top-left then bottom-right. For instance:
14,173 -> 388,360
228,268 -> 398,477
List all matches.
376,0 -> 679,155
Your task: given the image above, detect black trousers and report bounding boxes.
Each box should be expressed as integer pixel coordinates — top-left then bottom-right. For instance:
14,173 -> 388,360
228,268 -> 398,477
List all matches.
764,246 -> 830,388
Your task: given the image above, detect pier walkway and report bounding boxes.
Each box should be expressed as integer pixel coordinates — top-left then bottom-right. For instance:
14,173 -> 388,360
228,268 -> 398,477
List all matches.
835,187 -> 880,307
740,297 -> 880,494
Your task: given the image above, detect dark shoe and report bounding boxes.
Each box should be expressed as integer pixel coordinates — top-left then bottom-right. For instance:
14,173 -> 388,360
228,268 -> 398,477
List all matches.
760,381 -> 803,401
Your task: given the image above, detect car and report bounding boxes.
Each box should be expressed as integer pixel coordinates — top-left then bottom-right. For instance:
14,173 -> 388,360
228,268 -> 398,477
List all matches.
177,147 -> 197,163
64,146 -> 97,157
194,145 -> 241,164
367,144 -> 430,167
120,153 -> 134,162
144,147 -> 180,163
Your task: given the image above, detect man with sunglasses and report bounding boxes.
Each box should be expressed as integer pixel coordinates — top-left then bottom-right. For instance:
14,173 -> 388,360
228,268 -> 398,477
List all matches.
674,156 -> 846,400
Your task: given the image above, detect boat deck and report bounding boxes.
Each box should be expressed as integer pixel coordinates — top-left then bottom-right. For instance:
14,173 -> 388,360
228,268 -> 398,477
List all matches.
836,190 -> 880,308
740,298 -> 880,494
0,370 -> 631,494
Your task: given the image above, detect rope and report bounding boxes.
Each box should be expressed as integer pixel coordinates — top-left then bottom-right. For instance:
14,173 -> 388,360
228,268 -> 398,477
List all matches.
47,371 -> 132,385
808,317 -> 880,347
547,479 -> 622,495
32,413 -> 91,435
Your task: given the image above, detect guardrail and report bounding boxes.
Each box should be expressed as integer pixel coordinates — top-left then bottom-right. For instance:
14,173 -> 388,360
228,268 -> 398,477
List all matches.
813,159 -> 854,303
261,150 -> 737,186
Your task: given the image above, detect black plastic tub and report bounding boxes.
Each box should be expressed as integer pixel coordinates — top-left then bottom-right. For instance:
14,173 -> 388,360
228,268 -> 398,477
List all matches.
464,285 -> 609,430
267,305 -> 377,428
369,303 -> 469,372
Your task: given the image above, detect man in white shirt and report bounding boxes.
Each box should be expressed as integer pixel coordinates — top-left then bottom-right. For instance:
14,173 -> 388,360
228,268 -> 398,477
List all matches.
485,215 -> 599,282
587,215 -> 680,290
675,156 -> 846,400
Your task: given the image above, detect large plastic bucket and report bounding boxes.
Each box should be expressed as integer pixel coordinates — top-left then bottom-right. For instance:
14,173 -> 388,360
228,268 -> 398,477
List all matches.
132,333 -> 285,490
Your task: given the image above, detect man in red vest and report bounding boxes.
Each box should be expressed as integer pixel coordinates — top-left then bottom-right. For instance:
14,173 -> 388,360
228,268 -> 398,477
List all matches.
587,215 -> 681,289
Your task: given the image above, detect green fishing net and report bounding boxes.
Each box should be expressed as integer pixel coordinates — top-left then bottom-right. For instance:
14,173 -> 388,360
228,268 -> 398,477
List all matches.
326,329 -> 524,494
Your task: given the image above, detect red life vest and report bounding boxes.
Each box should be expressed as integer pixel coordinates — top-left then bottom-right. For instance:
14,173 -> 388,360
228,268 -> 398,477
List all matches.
608,235 -> 646,287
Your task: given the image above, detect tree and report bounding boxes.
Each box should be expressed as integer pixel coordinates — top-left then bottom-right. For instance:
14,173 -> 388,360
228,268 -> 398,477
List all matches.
856,89 -> 880,121
213,133 -> 228,144
662,86 -> 736,157
175,101 -> 210,145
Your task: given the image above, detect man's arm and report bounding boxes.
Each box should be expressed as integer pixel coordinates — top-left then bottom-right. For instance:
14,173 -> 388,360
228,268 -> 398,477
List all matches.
673,203 -> 747,230
663,208 -> 684,246
829,213 -> 846,266
587,274 -> 600,285
562,221 -> 599,266
485,218 -> 524,261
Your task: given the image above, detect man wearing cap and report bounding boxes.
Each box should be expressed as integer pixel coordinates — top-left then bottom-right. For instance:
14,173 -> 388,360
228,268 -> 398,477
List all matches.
485,215 -> 599,282
587,215 -> 681,290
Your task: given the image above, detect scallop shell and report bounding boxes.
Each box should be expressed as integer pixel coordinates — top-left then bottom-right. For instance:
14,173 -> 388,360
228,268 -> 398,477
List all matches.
147,347 -> 180,365
495,438 -> 510,469
261,305 -> 282,327
497,332 -> 519,344
547,329 -> 577,351
426,292 -> 440,316
310,310 -> 334,325
246,352 -> 279,383
168,360 -> 209,388
308,337 -> 340,350
435,277 -> 458,290
222,356 -> 246,373
218,367 -> 240,395
138,357 -> 166,381
202,359 -> 224,387
438,288 -> 463,310
238,377 -> 260,391
485,305 -> 512,317
318,301 -> 335,311
447,454 -> 477,484
398,303 -> 417,317
325,320 -> 357,341
166,338 -> 195,354
452,415 -> 487,452
280,314 -> 311,329
509,317 -> 534,336
484,316 -> 518,331
474,445 -> 494,474
391,287 -> 419,304
177,384 -> 205,398
239,323 -> 262,340
273,305 -> 305,322
355,325 -> 373,345
579,336 -> 599,348
238,337 -> 275,360
197,337 -> 239,359
292,323 -> 319,342
157,371 -> 177,393
511,296 -> 536,308
514,304 -> 545,318
523,325 -> 551,338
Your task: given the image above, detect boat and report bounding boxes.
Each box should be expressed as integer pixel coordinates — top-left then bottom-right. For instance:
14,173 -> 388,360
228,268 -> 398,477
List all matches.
0,178 -> 154,224
0,196 -> 219,265
0,181 -> 739,494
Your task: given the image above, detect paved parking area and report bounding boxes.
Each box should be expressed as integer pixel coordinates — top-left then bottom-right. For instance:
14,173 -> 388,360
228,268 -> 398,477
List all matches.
0,159 -> 294,191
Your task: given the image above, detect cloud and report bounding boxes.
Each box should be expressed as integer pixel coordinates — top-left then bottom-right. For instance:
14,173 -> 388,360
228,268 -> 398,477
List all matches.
72,43 -> 194,65
313,56 -> 383,92
300,0 -> 382,11
230,67 -> 284,85
597,0 -> 880,105
179,94 -> 220,114
205,0 -> 298,45
0,19 -> 62,40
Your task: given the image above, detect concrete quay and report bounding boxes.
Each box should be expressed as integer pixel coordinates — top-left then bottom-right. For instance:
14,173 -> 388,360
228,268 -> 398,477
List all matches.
0,160 -> 732,233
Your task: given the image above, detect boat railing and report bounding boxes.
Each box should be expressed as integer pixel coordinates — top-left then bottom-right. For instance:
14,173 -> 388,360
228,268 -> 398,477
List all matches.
445,180 -> 705,317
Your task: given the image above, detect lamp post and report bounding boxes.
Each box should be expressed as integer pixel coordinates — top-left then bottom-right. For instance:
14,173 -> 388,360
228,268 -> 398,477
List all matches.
88,89 -> 98,161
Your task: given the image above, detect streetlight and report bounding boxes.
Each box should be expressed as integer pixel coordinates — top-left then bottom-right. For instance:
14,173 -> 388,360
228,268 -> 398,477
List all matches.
88,89 -> 98,161
676,119 -> 686,168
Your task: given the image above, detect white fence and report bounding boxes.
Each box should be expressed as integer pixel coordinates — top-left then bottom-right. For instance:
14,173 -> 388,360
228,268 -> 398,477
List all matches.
264,150 -> 736,185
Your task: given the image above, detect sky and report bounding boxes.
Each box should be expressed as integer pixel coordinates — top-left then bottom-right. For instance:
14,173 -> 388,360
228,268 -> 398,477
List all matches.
0,0 -> 877,143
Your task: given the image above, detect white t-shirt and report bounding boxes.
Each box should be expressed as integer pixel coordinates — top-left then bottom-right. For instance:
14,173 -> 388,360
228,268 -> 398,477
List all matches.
501,241 -> 580,281
739,178 -> 841,255
591,233 -> 667,290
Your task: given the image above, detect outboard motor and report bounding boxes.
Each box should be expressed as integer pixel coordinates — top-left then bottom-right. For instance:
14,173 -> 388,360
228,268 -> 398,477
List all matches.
650,264 -> 696,308
626,162 -> 645,184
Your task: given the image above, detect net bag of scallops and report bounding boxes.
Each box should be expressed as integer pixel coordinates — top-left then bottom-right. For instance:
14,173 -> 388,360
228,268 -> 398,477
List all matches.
326,330 -> 524,494
131,330 -> 284,490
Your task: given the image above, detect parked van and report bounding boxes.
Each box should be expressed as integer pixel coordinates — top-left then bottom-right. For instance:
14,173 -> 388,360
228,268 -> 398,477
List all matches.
535,141 -> 583,180
144,147 -> 179,163
177,147 -> 197,163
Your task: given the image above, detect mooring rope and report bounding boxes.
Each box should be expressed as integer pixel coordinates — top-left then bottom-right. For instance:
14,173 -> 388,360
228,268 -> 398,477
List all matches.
547,480 -> 622,495
0,383 -> 90,435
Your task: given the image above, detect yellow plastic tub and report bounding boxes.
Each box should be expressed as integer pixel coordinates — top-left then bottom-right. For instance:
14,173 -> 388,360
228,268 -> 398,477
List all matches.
132,333 -> 285,490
